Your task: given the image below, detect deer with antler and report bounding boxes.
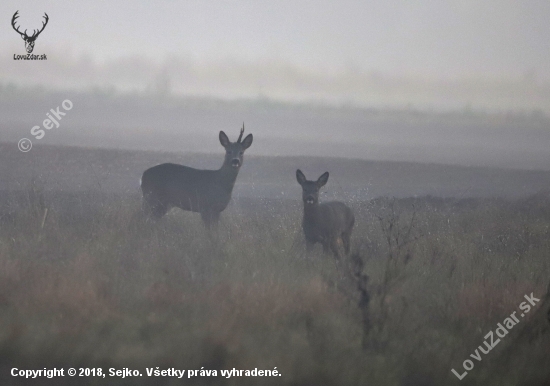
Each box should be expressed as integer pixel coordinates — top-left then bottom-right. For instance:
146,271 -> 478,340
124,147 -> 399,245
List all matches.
141,124 -> 253,228
11,11 -> 49,54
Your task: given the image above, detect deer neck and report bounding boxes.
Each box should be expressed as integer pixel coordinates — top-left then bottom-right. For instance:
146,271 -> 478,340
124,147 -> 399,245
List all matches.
217,162 -> 240,188
303,202 -> 321,221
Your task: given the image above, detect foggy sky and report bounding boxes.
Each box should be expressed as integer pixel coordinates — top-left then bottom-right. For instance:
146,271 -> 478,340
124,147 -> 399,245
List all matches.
1,1 -> 550,111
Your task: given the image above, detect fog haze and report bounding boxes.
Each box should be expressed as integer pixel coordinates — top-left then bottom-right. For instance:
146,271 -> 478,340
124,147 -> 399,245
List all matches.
1,1 -> 549,112
2,5 -> 550,381
0,1 -> 549,171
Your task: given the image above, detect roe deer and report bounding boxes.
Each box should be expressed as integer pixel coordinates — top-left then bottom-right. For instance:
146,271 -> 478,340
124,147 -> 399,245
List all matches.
296,169 -> 354,258
141,124 -> 253,228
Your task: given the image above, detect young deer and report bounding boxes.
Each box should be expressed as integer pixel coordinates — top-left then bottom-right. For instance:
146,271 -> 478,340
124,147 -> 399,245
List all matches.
141,125 -> 253,228
296,169 -> 355,259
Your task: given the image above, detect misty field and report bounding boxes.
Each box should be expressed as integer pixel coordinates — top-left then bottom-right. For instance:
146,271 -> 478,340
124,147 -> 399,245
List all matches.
3,1 -> 550,384
0,182 -> 549,385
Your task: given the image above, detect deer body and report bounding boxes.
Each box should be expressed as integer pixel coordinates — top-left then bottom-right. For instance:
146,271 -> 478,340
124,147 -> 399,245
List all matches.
141,126 -> 252,227
296,170 -> 355,258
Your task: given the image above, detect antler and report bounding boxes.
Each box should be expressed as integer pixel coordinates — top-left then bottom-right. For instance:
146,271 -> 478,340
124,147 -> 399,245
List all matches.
11,11 -> 49,40
237,122 -> 245,143
30,13 -> 49,39
11,11 -> 26,37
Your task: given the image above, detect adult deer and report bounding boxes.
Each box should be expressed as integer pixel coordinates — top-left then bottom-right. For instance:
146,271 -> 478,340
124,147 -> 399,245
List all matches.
141,124 -> 253,228
11,11 -> 49,54
296,169 -> 355,259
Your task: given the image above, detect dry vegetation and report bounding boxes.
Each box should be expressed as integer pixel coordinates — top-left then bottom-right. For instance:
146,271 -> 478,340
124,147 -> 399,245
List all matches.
0,186 -> 549,385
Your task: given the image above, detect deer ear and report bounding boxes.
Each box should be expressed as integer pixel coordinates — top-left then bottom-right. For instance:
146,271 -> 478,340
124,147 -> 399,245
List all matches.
317,172 -> 329,187
296,169 -> 306,186
219,131 -> 230,148
241,134 -> 253,150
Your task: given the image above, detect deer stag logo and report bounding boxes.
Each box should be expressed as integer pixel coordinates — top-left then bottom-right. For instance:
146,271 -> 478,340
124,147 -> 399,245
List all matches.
11,11 -> 49,54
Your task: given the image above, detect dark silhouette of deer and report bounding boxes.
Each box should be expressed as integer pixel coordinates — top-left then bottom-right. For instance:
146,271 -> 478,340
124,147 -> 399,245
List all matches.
296,169 -> 354,259
140,125 -> 253,228
11,11 -> 49,54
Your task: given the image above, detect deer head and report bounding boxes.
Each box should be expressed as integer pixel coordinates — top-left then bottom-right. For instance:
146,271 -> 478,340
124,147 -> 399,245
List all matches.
12,11 -> 49,54
296,170 -> 329,206
219,123 -> 253,169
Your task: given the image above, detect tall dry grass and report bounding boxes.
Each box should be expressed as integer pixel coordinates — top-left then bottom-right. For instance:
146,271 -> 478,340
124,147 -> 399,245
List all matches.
0,189 -> 549,385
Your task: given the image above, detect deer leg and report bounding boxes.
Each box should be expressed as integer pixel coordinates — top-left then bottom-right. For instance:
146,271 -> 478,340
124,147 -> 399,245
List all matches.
305,239 -> 315,256
143,196 -> 168,220
330,237 -> 342,260
322,242 -> 331,255
201,212 -> 212,229
211,213 -> 220,231
151,204 -> 168,219
201,211 -> 220,231
342,232 -> 351,255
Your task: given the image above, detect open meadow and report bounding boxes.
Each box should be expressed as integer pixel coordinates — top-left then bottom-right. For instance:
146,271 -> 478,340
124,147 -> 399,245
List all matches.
2,2 -> 550,384
0,145 -> 549,385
